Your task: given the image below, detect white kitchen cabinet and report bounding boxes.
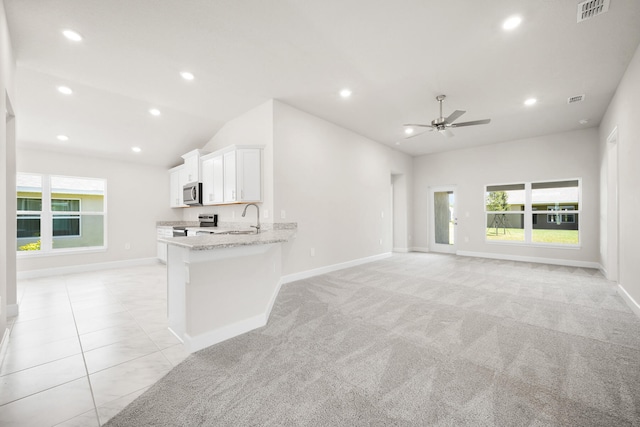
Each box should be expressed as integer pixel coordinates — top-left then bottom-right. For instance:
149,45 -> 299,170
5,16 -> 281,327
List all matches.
171,145 -> 261,207
201,153 -> 224,205
223,150 -> 237,202
237,148 -> 262,201
182,149 -> 208,183
157,227 -> 173,263
169,149 -> 209,208
169,165 -> 187,208
222,147 -> 262,203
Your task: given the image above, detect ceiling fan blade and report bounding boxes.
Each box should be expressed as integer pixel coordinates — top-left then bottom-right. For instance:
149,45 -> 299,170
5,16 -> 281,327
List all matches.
439,128 -> 454,138
445,110 -> 465,124
403,123 -> 433,128
404,130 -> 430,139
450,119 -> 491,128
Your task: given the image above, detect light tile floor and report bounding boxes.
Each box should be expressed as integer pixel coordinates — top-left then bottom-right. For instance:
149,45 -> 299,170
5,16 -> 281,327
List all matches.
0,263 -> 189,427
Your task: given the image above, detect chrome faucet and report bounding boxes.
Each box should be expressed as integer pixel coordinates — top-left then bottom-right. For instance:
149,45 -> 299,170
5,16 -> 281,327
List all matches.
242,203 -> 261,234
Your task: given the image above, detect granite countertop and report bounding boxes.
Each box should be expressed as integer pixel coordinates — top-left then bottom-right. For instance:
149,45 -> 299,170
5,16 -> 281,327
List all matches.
157,222 -> 297,251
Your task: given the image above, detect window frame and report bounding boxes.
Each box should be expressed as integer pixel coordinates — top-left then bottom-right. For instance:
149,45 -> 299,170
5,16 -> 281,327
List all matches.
52,198 -> 82,238
484,178 -> 581,248
17,173 -> 107,256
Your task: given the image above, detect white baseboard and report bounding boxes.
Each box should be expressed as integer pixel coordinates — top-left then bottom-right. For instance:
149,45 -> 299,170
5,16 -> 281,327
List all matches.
599,266 -> 608,278
411,247 -> 430,253
17,257 -> 161,279
280,252 -> 392,284
455,250 -> 601,269
182,314 -> 267,353
617,283 -> 640,319
6,304 -> 18,318
393,247 -> 409,253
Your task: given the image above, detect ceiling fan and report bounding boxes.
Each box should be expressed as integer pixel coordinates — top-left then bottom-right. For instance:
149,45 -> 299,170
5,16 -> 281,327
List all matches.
404,95 -> 491,138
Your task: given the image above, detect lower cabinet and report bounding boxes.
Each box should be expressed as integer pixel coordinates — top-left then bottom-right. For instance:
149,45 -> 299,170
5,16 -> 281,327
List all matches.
157,227 -> 173,263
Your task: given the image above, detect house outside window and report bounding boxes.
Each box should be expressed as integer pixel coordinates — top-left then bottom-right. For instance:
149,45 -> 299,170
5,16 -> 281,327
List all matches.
485,179 -> 580,246
17,173 -> 106,253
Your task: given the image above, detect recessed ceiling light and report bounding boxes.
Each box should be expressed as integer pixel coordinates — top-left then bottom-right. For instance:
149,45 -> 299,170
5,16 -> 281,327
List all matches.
132,147 -> 142,153
149,108 -> 161,116
524,98 -> 537,106
57,86 -> 73,95
62,29 -> 83,42
579,119 -> 590,125
502,15 -> 522,31
339,88 -> 352,98
404,128 -> 414,135
57,135 -> 69,141
395,142 -> 401,145
180,71 -> 195,81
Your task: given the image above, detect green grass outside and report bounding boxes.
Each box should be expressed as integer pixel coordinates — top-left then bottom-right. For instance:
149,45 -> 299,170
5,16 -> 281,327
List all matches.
486,228 -> 579,244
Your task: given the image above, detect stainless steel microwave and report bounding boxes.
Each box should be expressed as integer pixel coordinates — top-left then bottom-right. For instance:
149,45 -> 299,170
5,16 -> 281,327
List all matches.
183,182 -> 202,206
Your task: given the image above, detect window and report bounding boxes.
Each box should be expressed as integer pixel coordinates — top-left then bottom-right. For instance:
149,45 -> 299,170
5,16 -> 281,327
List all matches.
17,174 -> 106,253
485,179 -> 580,246
485,184 -> 525,242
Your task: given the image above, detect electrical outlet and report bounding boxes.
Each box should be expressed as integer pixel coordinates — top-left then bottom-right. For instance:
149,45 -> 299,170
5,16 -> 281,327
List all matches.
310,247 -> 315,257
281,210 -> 286,219
264,209 -> 269,219
464,236 -> 469,243
125,243 -> 131,250
379,238 -> 383,245
381,211 -> 384,218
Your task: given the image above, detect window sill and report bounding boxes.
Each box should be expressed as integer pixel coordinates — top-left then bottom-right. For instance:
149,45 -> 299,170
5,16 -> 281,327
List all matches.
17,247 -> 107,258
485,240 -> 581,250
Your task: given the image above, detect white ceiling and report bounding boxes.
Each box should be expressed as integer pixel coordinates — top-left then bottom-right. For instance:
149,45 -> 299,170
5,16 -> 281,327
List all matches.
5,0 -> 640,168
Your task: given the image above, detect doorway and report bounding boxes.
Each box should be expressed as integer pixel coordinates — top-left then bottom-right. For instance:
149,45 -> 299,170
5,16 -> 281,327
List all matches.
429,186 -> 457,253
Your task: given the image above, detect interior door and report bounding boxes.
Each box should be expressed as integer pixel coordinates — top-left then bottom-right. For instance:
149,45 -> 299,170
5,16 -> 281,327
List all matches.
430,186 -> 457,253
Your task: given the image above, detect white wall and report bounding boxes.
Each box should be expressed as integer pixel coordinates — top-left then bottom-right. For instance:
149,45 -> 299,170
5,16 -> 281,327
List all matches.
16,148 -> 180,272
599,42 -> 640,312
182,100 -> 275,225
273,101 -> 413,275
179,99 -> 413,276
413,128 -> 600,266
1,0 -> 16,340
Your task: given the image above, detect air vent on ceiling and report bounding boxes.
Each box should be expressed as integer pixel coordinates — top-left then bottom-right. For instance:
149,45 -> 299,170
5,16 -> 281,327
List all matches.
577,0 -> 610,23
568,94 -> 585,104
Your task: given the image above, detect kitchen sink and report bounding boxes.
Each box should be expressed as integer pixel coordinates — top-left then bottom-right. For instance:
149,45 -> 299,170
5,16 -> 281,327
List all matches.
222,230 -> 256,235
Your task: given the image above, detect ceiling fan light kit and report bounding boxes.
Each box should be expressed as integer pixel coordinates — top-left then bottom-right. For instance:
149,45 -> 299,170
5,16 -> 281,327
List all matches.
404,94 -> 491,138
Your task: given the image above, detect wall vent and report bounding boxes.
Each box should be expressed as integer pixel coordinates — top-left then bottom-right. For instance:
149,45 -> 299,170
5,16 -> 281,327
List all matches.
568,94 -> 585,104
577,0 -> 610,23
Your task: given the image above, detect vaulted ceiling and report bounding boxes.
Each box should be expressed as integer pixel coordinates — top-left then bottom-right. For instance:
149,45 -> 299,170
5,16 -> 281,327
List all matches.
5,0 -> 640,167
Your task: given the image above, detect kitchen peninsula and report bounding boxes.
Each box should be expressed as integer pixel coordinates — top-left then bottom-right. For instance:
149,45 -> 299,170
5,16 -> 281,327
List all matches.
158,223 -> 297,353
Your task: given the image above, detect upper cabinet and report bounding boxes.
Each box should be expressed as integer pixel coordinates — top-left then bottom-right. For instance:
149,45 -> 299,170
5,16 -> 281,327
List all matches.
168,149 -> 209,208
223,147 -> 262,203
201,152 -> 224,205
171,145 -> 263,208
169,165 -> 187,208
182,149 -> 209,183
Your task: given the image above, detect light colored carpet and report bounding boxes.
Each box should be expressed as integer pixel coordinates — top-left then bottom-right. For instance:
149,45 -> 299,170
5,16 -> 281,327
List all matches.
105,253 -> 640,426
